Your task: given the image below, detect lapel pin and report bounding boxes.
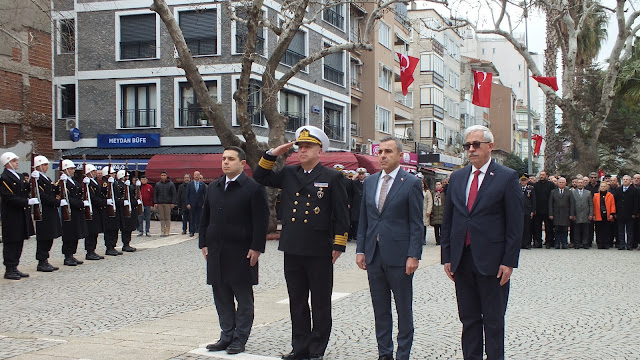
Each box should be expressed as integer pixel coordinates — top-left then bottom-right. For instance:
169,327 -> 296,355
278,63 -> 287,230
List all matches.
401,177 -> 404,181
490,172 -> 494,176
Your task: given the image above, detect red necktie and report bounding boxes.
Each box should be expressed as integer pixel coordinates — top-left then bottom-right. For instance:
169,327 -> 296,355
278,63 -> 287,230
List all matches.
465,170 -> 481,246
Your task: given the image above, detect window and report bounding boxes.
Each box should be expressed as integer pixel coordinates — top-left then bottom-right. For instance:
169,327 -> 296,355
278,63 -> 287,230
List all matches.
377,106 -> 391,133
419,52 -> 444,76
379,65 -> 392,91
395,91 -> 413,108
235,7 -> 265,55
323,1 -> 344,29
121,83 -> 157,128
420,86 -> 444,108
350,59 -> 361,89
492,48 -> 496,54
324,102 -> 345,141
422,119 -> 444,139
59,19 -> 75,54
280,90 -> 306,132
349,16 -> 360,42
119,14 -> 157,60
378,21 -> 390,48
247,80 -> 265,126
178,81 -> 218,127
395,2 -> 408,23
60,84 -> 75,118
179,10 -> 218,56
281,30 -> 306,67
419,17 -> 442,42
323,43 -> 344,86
518,64 -> 522,71
518,81 -> 522,88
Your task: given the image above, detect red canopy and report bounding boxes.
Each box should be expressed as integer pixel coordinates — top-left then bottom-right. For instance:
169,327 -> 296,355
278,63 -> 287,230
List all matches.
145,154 -> 252,183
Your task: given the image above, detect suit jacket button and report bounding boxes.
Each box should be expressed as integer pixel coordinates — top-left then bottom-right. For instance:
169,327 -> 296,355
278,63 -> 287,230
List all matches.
291,217 -> 296,222
304,219 -> 308,223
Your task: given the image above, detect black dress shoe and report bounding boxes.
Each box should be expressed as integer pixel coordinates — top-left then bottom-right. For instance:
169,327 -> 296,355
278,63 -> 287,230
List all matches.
64,257 -> 78,266
281,351 -> 309,360
86,252 -> 102,260
206,339 -> 231,351
4,271 -> 21,280
378,354 -> 393,360
225,340 -> 246,354
105,248 -> 120,256
74,257 -> 84,265
37,262 -> 58,272
15,269 -> 29,277
122,245 -> 137,252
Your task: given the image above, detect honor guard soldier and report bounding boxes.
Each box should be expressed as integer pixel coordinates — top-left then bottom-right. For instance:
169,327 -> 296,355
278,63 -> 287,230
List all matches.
32,155 -> 63,272
116,170 -> 137,252
102,166 -> 122,256
520,174 -> 536,249
254,126 -> 350,360
1,152 -> 36,280
59,160 -> 87,266
83,164 -> 106,260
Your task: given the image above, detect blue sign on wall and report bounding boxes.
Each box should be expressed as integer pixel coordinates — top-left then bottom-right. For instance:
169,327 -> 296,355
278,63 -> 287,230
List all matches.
69,128 -> 81,142
97,133 -> 160,148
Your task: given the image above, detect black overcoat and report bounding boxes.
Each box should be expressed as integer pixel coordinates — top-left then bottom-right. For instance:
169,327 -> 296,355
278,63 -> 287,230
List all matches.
349,179 -> 364,222
85,178 -> 106,234
0,169 -> 35,242
199,172 -> 269,286
35,174 -> 62,240
101,179 -> 121,231
61,178 -> 87,241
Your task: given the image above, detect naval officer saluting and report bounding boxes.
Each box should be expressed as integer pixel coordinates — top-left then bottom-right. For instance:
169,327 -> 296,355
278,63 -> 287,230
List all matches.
254,126 -> 350,360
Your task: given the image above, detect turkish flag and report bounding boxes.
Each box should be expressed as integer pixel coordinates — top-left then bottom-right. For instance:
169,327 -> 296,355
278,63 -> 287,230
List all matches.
472,70 -> 493,108
531,134 -> 543,156
532,76 -> 559,91
397,52 -> 419,95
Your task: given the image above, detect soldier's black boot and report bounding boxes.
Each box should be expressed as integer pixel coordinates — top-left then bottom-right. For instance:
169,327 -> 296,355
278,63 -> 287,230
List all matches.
37,261 -> 58,272
64,255 -> 78,266
122,243 -> 137,252
4,266 -> 21,280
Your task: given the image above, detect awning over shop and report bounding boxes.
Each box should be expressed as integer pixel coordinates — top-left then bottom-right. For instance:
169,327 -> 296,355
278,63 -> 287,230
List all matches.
145,154 -> 252,183
423,167 -> 453,176
353,153 -> 381,174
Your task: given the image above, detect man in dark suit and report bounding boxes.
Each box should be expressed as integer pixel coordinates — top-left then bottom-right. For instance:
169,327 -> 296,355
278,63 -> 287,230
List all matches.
200,147 -> 269,355
0,152 -> 36,280
254,126 -> 349,360
520,174 -> 536,249
32,155 -> 63,272
548,177 -> 575,249
177,173 -> 190,235
613,175 -> 639,250
348,168 -> 366,242
533,171 -> 556,248
441,125 -> 523,360
186,170 -> 207,237
356,137 -> 423,360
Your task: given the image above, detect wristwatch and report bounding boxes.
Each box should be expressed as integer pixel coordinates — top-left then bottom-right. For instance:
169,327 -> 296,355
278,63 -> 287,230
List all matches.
266,148 -> 275,156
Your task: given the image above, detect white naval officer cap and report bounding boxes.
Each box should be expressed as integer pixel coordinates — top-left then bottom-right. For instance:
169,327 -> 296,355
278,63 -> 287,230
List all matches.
295,125 -> 330,152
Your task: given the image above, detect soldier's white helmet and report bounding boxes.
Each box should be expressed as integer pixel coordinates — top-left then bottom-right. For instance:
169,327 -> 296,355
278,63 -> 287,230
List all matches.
101,166 -> 110,177
33,155 -> 49,168
84,164 -> 97,174
1,152 -> 18,167
61,159 -> 75,170
116,170 -> 127,179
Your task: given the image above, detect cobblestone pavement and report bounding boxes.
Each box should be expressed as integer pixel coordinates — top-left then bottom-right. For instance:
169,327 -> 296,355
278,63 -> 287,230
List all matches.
2,223 -> 640,359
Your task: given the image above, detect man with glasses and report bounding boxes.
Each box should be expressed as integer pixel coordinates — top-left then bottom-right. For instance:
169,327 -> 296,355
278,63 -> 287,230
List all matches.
441,125 -> 523,360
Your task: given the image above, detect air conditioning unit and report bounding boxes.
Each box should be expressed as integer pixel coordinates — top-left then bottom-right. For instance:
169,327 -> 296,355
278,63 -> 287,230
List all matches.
65,119 -> 77,130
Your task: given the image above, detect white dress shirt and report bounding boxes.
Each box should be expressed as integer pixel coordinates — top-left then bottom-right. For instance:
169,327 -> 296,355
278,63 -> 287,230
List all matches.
225,173 -> 242,190
375,166 -> 400,208
465,158 -> 492,205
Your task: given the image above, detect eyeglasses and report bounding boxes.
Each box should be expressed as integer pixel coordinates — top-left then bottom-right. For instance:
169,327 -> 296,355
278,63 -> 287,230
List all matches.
462,141 -> 491,150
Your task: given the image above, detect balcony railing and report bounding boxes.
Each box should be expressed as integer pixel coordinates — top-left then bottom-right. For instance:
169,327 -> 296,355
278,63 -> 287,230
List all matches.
395,92 -> 413,108
281,49 -> 305,67
247,105 -> 265,126
324,122 -> 344,141
120,109 -> 156,128
350,77 -> 361,90
185,37 -> 217,56
235,33 -> 265,54
283,112 -> 306,132
120,41 -> 155,59
323,7 -> 344,29
179,108 -> 211,127
324,65 -> 344,85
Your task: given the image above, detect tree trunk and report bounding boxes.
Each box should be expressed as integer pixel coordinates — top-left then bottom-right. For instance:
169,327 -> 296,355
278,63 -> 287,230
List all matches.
543,13 -> 559,173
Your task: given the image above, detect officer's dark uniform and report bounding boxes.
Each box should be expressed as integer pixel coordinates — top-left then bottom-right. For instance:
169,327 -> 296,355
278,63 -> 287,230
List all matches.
116,178 -> 138,252
521,177 -> 536,249
35,172 -> 62,271
85,175 -> 106,260
59,175 -> 87,265
102,177 -> 122,255
1,168 -> 35,279
253,132 -> 349,359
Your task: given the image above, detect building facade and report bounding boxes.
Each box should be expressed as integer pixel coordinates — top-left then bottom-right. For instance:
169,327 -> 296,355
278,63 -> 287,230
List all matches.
52,0 -> 352,163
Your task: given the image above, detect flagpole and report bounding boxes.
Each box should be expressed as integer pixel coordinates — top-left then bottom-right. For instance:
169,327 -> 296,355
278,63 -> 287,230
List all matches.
524,0 -> 533,174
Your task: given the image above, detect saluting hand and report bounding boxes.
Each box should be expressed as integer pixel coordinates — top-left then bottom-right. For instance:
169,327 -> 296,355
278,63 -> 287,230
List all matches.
271,142 -> 295,156
247,249 -> 261,267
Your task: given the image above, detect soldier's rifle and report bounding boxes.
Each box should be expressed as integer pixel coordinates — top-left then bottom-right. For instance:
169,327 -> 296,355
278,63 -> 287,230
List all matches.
106,155 -> 116,217
30,153 -> 42,221
81,154 -> 92,220
58,155 -> 71,222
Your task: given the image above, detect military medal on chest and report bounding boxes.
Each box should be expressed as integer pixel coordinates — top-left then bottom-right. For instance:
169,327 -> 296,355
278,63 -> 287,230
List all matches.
314,182 -> 328,199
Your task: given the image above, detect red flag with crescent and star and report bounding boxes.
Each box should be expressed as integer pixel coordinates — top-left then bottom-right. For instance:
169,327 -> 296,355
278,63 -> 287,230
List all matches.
397,52 -> 419,96
532,76 -> 559,91
531,134 -> 543,156
472,70 -> 493,108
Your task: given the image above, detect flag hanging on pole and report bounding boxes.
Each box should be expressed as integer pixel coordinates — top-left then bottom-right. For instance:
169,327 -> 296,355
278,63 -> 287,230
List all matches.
396,52 -> 419,96
531,134 -> 543,156
532,76 -> 559,91
472,70 -> 493,108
